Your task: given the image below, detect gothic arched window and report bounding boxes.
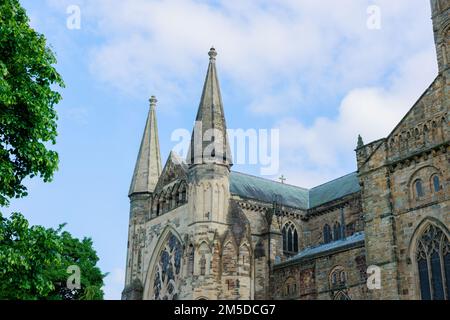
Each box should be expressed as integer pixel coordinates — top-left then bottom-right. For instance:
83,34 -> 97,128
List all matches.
152,233 -> 183,300
415,224 -> 450,300
340,271 -> 347,283
333,222 -> 342,241
282,222 -> 299,253
432,175 -> 441,193
332,272 -> 337,286
323,224 -> 332,244
415,180 -> 425,198
330,266 -> 346,289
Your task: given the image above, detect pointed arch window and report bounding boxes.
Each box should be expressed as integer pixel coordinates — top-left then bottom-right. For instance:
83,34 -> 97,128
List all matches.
432,175 -> 441,193
282,222 -> 299,253
330,266 -> 346,289
152,233 -> 183,300
415,180 -> 425,198
323,224 -> 332,244
415,224 -> 450,300
332,272 -> 337,286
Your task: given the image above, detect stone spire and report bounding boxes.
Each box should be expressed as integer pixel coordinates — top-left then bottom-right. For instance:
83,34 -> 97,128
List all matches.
357,134 -> 364,149
188,47 -> 232,167
129,96 -> 162,196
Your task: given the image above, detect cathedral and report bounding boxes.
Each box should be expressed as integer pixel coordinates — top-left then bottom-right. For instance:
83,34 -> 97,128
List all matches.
122,0 -> 449,300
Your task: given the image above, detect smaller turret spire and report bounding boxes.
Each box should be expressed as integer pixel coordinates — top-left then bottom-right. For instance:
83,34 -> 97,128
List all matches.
129,96 -> 162,196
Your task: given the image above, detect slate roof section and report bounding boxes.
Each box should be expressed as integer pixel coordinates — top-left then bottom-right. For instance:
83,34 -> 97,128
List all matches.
230,171 -> 310,209
274,232 -> 365,268
309,172 -> 361,208
229,171 -> 360,209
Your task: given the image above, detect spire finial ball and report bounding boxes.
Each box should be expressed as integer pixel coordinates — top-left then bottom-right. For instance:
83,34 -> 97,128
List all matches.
149,95 -> 158,107
208,47 -> 217,60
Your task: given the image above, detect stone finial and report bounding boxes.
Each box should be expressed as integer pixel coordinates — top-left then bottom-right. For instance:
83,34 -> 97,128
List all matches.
208,47 -> 217,61
149,95 -> 158,107
357,134 -> 364,149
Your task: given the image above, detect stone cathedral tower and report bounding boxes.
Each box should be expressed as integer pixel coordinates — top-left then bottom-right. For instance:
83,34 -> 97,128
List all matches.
123,96 -> 162,299
431,0 -> 450,74
123,48 -> 255,300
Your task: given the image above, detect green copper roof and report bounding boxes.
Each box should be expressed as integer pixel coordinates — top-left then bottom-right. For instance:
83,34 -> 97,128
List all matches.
230,171 -> 360,209
230,172 -> 309,209
309,172 -> 360,208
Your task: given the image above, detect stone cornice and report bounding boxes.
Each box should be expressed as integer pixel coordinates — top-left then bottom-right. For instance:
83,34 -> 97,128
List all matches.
305,193 -> 360,219
358,141 -> 449,178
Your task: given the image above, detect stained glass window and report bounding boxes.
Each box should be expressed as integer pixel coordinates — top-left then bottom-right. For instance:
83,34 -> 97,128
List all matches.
152,233 -> 183,300
415,224 -> 450,300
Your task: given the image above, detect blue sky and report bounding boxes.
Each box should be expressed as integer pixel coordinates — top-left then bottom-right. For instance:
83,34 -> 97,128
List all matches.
5,0 -> 438,299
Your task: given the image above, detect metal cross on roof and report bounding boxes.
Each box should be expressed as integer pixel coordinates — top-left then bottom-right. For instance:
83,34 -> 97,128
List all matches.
279,175 -> 286,184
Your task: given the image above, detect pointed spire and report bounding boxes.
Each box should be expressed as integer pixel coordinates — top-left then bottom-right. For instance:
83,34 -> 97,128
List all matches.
188,47 -> 232,167
129,96 -> 162,196
357,134 -> 364,149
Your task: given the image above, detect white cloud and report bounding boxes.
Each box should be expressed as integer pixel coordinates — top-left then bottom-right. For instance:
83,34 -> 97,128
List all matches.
72,0 -> 434,114
53,0 -> 437,186
276,48 -> 438,187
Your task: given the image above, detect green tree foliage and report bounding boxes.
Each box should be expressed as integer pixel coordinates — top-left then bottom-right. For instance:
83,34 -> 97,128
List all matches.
0,213 -> 106,300
47,229 -> 106,300
0,0 -> 64,206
